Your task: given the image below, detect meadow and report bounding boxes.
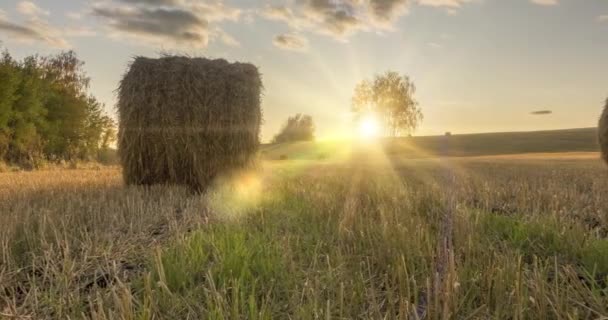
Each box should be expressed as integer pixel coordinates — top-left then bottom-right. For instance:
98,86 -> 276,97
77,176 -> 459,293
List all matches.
1,140 -> 608,319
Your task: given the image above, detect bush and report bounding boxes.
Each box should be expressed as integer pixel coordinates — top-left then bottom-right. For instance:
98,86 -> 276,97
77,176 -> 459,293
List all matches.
272,114 -> 314,143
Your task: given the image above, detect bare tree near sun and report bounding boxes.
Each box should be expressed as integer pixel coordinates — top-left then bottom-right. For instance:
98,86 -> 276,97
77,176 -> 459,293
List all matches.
352,71 -> 423,137
599,97 -> 608,164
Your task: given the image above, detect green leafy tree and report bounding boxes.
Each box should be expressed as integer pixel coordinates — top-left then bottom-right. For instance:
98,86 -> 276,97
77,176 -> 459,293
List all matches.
352,71 -> 422,136
0,47 -> 115,167
0,50 -> 20,158
97,124 -> 118,165
272,114 -> 315,143
9,56 -> 47,164
81,96 -> 116,160
43,51 -> 91,160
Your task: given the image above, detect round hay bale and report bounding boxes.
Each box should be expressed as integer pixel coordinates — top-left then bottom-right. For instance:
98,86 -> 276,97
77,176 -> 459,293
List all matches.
600,98 -> 608,165
117,56 -> 262,192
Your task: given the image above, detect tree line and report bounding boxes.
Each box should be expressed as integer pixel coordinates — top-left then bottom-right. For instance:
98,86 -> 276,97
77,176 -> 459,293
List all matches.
0,47 -> 115,168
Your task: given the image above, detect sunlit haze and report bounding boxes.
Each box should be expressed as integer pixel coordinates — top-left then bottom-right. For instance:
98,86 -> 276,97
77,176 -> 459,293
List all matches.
358,115 -> 381,139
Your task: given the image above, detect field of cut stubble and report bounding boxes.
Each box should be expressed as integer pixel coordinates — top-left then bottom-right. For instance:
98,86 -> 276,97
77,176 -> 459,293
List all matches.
1,151 -> 608,319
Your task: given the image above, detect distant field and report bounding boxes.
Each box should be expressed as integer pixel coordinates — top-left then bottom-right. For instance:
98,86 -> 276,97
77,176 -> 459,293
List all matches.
457,151 -> 601,160
262,127 -> 599,160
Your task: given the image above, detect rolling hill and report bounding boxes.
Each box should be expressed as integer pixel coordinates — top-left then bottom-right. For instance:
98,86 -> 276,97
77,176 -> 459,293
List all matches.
262,127 -> 600,160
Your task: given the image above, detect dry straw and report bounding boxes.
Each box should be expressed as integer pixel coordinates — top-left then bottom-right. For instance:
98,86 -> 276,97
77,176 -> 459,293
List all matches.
600,98 -> 608,165
117,56 -> 262,192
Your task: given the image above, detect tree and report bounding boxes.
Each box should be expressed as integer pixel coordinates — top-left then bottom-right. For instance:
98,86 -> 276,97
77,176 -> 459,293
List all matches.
42,51 -> 94,160
272,114 -> 315,143
0,47 -> 116,167
0,50 -> 19,158
8,55 -> 47,164
352,71 -> 422,136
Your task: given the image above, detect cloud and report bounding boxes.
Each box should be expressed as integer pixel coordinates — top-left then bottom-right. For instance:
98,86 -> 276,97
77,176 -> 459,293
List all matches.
260,5 -> 313,31
261,6 -> 295,22
16,1 -> 49,17
530,0 -> 558,6
417,0 -> 473,9
417,0 -> 477,15
367,0 -> 409,26
273,33 -> 309,51
190,2 -> 240,22
118,0 -> 182,5
530,110 -> 553,115
260,0 -> 477,46
0,1 -> 70,48
214,27 -> 240,47
91,0 -> 241,48
64,26 -> 97,37
260,1 -> 406,41
0,20 -> 52,43
298,0 -> 366,38
93,5 -> 209,45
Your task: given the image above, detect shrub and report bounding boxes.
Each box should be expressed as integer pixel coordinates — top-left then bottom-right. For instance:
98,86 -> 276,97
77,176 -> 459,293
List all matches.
272,114 -> 314,143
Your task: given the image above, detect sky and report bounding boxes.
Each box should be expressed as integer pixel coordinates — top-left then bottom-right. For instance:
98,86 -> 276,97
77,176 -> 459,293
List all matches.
0,0 -> 607,142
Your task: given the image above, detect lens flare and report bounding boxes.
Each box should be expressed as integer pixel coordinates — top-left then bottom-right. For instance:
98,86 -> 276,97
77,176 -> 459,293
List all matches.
206,171 -> 262,219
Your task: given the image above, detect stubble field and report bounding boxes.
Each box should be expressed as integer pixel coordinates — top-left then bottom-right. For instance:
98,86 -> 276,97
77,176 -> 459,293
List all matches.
1,149 -> 607,319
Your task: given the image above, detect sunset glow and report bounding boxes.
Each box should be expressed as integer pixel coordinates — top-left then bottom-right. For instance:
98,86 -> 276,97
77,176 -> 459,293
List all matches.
358,115 -> 381,139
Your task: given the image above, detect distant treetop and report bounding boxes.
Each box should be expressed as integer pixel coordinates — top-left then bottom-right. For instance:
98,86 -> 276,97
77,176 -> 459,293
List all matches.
272,114 -> 315,144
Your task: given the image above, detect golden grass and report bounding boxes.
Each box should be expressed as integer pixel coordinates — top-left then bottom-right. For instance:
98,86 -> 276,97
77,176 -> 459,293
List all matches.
0,168 -> 210,318
1,153 -> 607,318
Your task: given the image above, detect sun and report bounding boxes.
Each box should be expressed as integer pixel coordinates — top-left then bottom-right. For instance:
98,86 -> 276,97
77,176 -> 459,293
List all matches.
358,115 -> 381,139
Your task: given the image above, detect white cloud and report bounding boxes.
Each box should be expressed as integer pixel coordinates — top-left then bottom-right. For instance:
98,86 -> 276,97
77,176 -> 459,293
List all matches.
0,1 -> 98,48
530,0 -> 558,6
417,0 -> 474,9
213,27 -> 240,47
16,1 -> 50,17
64,26 -> 97,37
190,1 -> 240,22
91,0 -> 241,48
0,2 -> 69,48
260,1 -> 409,42
260,0 -> 477,47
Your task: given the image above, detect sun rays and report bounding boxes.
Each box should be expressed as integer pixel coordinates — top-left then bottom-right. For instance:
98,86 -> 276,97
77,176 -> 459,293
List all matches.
358,114 -> 381,140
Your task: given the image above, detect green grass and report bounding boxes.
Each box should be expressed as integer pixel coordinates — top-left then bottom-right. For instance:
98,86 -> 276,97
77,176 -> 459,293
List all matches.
1,148 -> 608,319
135,161 -> 608,319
